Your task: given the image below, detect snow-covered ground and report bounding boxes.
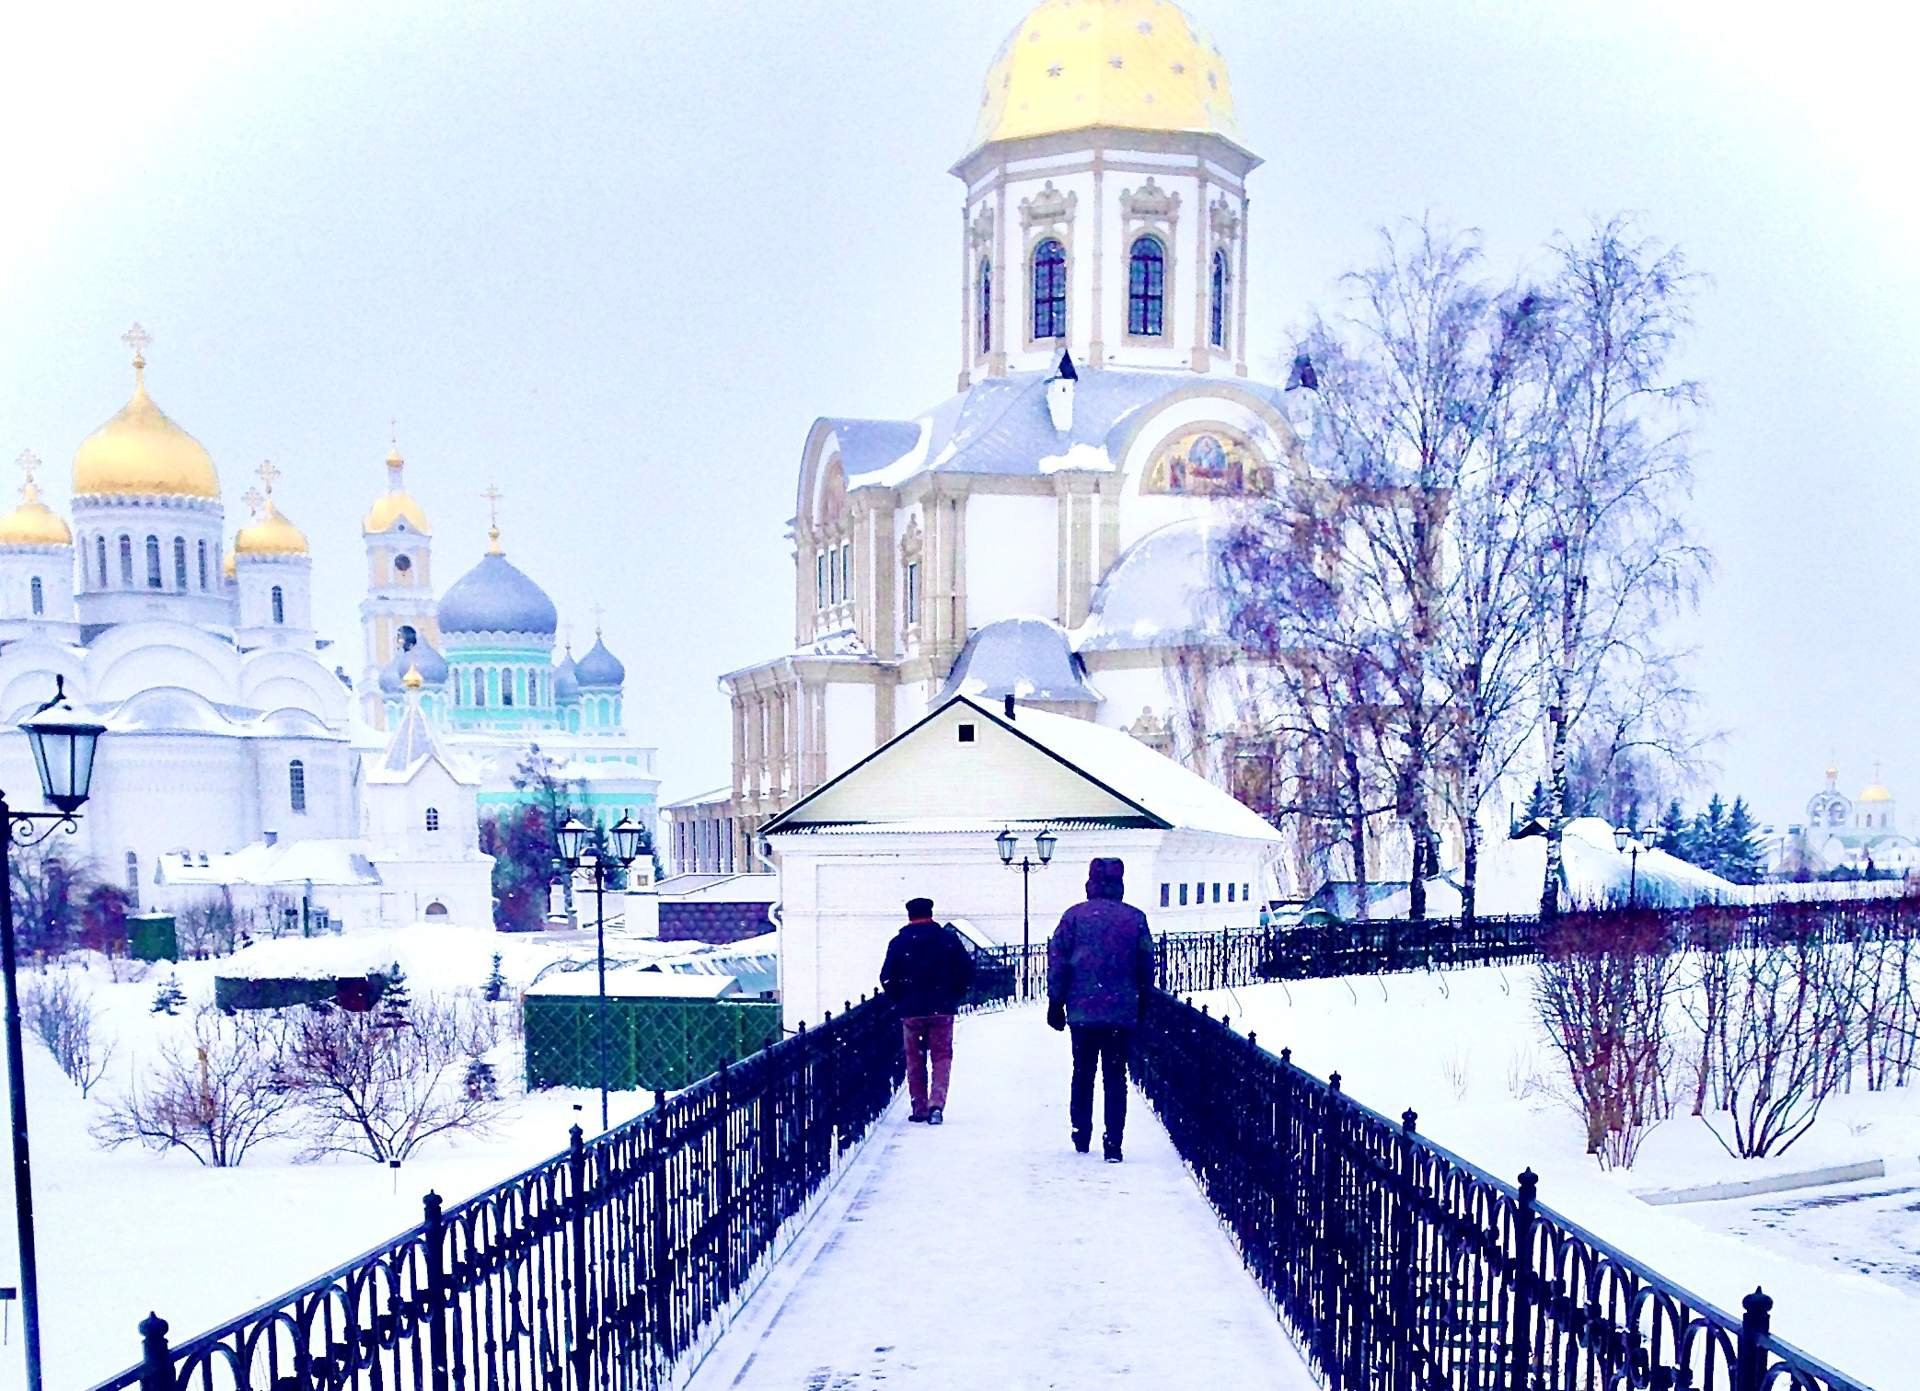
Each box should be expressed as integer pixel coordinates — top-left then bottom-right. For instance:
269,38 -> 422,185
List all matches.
0,924 -> 734,1390
1198,968 -> 1918,1390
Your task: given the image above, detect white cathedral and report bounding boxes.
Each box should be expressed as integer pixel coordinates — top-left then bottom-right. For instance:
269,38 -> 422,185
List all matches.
0,327 -> 659,935
670,0 -> 1321,885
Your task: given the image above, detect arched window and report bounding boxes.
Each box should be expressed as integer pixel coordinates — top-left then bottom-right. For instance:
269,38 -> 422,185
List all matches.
1128,235 -> 1166,337
288,759 -> 307,813
516,668 -> 528,705
473,669 -> 487,707
125,851 -> 140,906
394,554 -> 412,579
96,536 -> 108,588
197,540 -> 208,590
425,807 -> 440,832
119,535 -> 133,585
500,668 -> 514,707
978,257 -> 992,353
173,536 -> 187,589
397,624 -> 417,653
1031,238 -> 1067,340
144,535 -> 162,589
29,577 -> 43,616
1210,248 -> 1230,349
271,586 -> 285,624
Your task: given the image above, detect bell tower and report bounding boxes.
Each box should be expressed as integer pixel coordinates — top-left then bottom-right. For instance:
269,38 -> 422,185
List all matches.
359,437 -> 438,726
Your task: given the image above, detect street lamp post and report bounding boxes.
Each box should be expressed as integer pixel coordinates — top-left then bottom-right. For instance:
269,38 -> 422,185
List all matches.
4,677 -> 107,1391
1613,823 -> 1662,908
995,827 -> 1057,1000
557,815 -> 647,1132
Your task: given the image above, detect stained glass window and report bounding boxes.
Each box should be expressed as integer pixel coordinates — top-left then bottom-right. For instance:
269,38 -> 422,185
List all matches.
1032,238 -> 1067,340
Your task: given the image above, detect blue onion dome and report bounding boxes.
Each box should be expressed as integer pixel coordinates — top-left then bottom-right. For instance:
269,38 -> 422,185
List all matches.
553,652 -> 582,704
574,633 -> 625,688
438,551 -> 558,638
379,637 -> 449,694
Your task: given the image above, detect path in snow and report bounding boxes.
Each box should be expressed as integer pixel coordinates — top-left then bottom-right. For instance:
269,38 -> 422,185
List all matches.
689,1009 -> 1315,1390
1677,1174 -> 1920,1299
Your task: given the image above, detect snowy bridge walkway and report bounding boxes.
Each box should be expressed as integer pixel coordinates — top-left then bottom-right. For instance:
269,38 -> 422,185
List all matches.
688,1009 -> 1317,1390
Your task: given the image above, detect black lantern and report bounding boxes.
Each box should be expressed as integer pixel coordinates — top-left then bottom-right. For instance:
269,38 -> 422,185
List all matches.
1613,825 -> 1631,854
995,827 -> 1017,866
556,817 -> 592,866
21,677 -> 104,815
1035,827 -> 1057,865
611,815 -> 645,865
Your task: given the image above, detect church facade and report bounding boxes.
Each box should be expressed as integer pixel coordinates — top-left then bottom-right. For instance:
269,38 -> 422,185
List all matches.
672,0 -> 1313,883
1776,768 -> 1920,877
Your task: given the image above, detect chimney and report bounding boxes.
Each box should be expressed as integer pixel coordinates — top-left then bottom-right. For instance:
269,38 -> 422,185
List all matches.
1004,694 -> 1016,721
1046,350 -> 1077,434
263,829 -> 278,847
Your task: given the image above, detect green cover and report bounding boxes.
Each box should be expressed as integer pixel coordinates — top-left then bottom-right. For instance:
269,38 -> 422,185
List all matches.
523,996 -> 782,1092
127,913 -> 178,963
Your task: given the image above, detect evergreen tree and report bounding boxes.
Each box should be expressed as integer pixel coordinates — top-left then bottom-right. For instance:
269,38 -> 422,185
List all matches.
1689,795 -> 1728,873
483,952 -> 507,1003
378,962 -> 413,1030
150,974 -> 187,1016
1655,799 -> 1688,857
1525,778 -> 1553,823
1719,797 -> 1766,884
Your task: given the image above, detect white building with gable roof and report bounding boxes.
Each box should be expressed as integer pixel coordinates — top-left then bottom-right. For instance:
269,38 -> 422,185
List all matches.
763,694 -> 1284,1030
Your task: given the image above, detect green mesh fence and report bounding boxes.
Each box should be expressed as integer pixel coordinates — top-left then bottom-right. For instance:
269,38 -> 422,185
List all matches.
523,995 -> 783,1093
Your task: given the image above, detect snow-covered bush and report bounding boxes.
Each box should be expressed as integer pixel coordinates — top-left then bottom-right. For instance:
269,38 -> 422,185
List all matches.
286,989 -> 503,1161
93,1007 -> 297,1166
1535,912 -> 1679,1169
22,969 -> 112,1097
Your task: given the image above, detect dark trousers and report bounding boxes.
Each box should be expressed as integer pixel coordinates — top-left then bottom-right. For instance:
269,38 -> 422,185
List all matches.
902,1015 -> 954,1116
1069,1024 -> 1131,1145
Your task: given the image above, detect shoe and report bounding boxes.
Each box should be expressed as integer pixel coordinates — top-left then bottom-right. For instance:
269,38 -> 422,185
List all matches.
1072,1131 -> 1091,1154
928,1108 -> 944,1126
1104,1134 -> 1123,1163
1104,1150 -> 1123,1164
908,1112 -> 929,1123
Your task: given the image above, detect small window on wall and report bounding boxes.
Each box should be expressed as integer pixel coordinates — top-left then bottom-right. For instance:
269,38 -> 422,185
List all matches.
1031,238 -> 1067,340
197,540 -> 209,590
904,560 -> 920,630
1193,882 -> 1203,905
840,543 -> 852,602
1210,248 -> 1230,349
289,759 -> 307,813
816,552 -> 828,609
29,577 -> 42,616
97,536 -> 108,588
271,586 -> 285,624
1178,883 -> 1189,906
1228,883 -> 1236,903
394,554 -> 412,575
397,624 -> 417,652
425,807 -> 440,832
978,257 -> 992,353
145,535 -> 162,589
119,535 -> 133,585
957,723 -> 976,744
1212,883 -> 1221,904
1160,883 -> 1171,908
1128,236 -> 1166,337
1243,883 -> 1251,903
501,668 -> 515,707
173,536 -> 187,589
125,851 -> 140,905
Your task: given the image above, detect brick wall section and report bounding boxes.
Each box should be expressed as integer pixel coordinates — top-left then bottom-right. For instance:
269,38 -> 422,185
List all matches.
659,901 -> 775,945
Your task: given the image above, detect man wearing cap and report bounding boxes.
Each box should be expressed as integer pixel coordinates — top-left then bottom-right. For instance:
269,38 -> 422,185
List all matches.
879,897 -> 976,1125
1047,857 -> 1155,1162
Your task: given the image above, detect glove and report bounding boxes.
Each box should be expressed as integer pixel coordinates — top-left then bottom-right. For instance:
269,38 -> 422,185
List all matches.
1047,1000 -> 1067,1032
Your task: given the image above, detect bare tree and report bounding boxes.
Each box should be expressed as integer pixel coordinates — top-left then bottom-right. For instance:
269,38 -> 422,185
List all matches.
173,891 -> 241,959
1534,218 -> 1708,917
287,990 -> 504,1161
93,1006 -> 296,1166
21,969 -> 112,1097
1535,912 -> 1680,1168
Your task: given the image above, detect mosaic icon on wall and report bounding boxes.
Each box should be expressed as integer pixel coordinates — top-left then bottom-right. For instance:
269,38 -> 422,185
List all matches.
1141,428 -> 1271,495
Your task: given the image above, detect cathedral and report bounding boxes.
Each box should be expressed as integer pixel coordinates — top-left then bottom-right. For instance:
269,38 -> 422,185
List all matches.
669,0 -> 1314,880
1777,767 -> 1920,877
0,326 -> 658,932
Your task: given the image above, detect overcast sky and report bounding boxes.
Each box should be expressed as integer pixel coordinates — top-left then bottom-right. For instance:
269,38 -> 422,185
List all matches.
1,0 -> 1914,828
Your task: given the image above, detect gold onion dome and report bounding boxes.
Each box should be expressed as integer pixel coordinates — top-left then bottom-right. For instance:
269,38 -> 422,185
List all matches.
1861,782 -> 1893,804
969,0 -> 1241,154
0,454 -> 72,547
73,331 -> 221,500
364,441 -> 431,535
234,462 -> 308,556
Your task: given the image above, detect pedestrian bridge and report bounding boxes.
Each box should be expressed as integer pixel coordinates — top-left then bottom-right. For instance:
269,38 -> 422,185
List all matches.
685,1009 -> 1314,1389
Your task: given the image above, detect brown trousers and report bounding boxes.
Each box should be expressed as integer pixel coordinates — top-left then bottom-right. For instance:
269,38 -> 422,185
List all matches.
901,1014 -> 954,1116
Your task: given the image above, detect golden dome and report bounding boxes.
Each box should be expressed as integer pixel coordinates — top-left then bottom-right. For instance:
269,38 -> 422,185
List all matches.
0,466 -> 72,549
72,345 -> 221,500
1861,782 -> 1893,804
968,0 -> 1242,155
234,501 -> 309,556
364,443 -> 431,535
402,663 -> 424,691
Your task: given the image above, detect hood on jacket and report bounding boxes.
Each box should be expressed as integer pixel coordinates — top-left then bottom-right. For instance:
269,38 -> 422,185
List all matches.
1086,857 -> 1126,901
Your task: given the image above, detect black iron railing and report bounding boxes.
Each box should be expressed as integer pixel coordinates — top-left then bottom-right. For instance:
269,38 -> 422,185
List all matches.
1133,990 -> 1870,1391
94,995 -> 904,1391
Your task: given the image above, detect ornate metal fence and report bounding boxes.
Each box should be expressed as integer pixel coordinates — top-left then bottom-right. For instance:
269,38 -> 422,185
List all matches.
94,995 -> 904,1391
1133,990 -> 1871,1391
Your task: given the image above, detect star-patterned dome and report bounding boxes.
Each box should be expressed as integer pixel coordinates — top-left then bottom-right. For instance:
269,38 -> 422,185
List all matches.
967,0 -> 1241,156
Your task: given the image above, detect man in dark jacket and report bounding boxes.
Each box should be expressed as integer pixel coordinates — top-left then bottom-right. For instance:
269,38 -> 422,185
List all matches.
1046,858 -> 1155,1162
879,897 -> 975,1125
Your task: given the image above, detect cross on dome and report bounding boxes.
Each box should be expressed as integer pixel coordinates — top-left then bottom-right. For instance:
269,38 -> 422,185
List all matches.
591,601 -> 606,636
481,482 -> 504,553
242,486 -> 266,519
120,322 -> 152,372
256,458 -> 282,497
15,449 -> 41,498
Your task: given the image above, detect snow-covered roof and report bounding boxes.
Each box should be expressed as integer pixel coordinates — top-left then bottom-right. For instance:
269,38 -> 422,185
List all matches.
525,965 -> 743,999
101,687 -> 344,741
937,616 -> 1101,705
365,695 -> 478,786
1075,518 -> 1232,653
823,367 -> 1291,494
158,838 -> 383,889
